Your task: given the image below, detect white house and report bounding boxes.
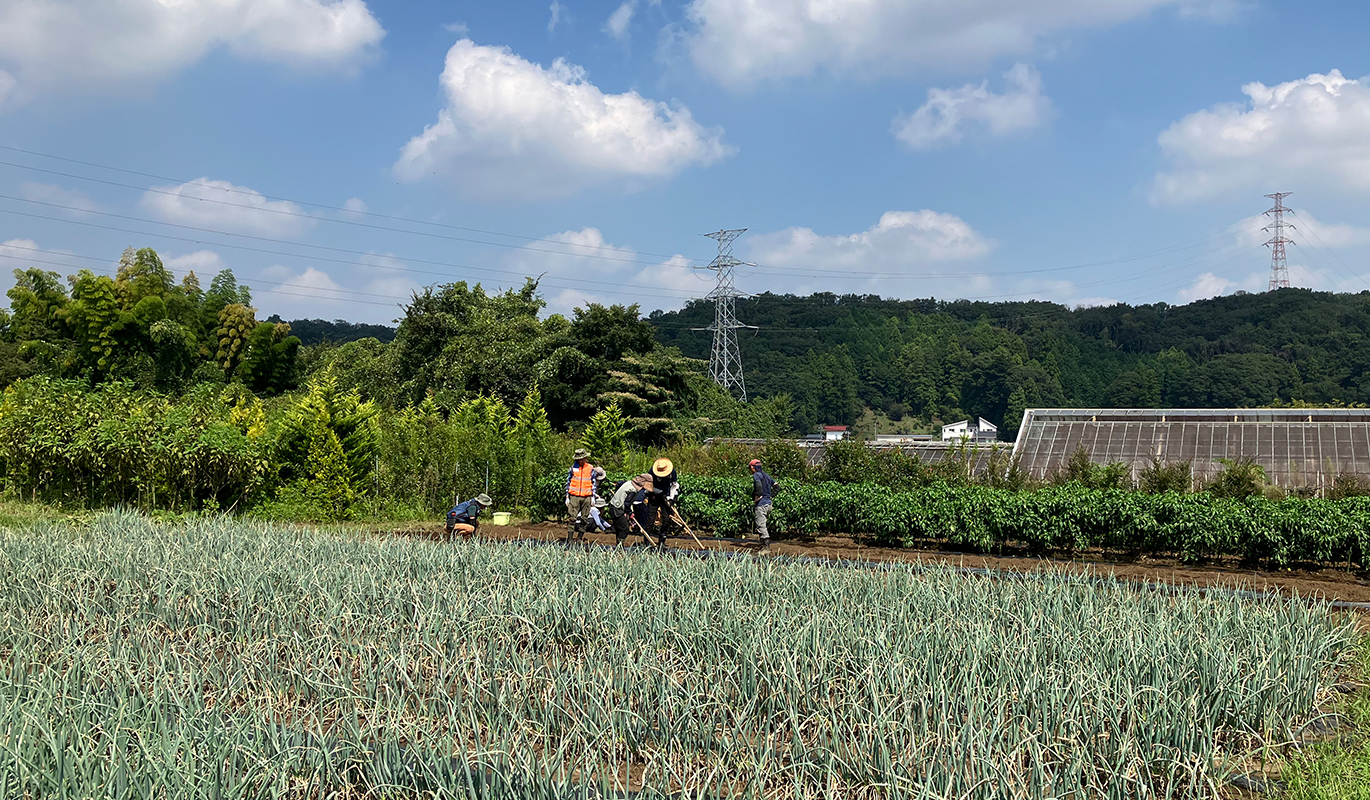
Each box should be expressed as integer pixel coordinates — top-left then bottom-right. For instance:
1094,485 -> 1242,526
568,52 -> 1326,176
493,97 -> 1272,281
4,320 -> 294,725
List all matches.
941,417 -> 998,442
871,434 -> 935,445
820,425 -> 849,441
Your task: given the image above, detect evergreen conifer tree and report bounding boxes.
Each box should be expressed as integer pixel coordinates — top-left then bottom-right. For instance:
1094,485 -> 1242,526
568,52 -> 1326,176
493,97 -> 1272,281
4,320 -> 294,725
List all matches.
580,401 -> 628,469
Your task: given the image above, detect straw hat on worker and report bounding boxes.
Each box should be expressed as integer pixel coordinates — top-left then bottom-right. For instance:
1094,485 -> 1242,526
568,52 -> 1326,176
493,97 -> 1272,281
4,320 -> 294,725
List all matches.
651,458 -> 674,478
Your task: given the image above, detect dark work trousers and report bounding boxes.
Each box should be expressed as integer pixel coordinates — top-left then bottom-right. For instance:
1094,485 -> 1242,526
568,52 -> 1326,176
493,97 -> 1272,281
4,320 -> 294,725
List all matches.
607,505 -> 632,544
642,495 -> 674,544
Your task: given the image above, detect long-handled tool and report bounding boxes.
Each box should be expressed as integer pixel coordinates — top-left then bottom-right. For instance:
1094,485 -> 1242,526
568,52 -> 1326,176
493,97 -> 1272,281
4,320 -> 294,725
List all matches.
667,506 -> 705,550
629,514 -> 658,548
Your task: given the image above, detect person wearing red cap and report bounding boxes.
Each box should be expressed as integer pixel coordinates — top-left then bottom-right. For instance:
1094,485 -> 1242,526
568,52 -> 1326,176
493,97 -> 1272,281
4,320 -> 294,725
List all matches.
748,459 -> 775,554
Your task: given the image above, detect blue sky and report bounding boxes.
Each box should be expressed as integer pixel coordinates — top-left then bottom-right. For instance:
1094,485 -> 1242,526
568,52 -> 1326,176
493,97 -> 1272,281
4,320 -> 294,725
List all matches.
0,0 -> 1368,325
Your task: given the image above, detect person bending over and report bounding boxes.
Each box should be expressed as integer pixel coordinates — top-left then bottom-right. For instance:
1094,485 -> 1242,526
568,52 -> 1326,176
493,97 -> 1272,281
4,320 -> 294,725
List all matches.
608,474 -> 651,547
642,458 -> 679,547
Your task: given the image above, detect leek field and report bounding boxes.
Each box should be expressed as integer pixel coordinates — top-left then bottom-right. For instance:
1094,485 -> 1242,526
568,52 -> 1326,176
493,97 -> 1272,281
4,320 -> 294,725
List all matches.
0,514 -> 1358,799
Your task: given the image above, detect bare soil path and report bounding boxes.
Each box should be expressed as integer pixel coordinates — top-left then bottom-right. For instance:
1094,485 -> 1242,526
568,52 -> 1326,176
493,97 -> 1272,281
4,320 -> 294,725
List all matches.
374,521 -> 1370,612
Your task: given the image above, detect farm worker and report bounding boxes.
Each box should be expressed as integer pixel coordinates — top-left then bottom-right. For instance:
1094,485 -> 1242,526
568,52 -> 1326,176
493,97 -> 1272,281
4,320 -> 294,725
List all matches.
608,474 -> 652,547
749,459 -> 776,555
445,493 -> 493,539
564,448 -> 601,543
588,495 -> 612,533
643,457 -> 680,547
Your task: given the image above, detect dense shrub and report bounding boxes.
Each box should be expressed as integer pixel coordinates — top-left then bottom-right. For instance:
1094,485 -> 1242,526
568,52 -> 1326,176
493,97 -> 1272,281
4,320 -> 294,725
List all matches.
533,469 -> 1370,569
1139,459 -> 1192,494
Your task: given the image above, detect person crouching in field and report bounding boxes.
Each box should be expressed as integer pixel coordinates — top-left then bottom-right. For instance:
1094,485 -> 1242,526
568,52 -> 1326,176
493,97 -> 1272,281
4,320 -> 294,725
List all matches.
642,458 -> 679,548
564,448 -> 603,544
749,459 -> 775,554
608,474 -> 651,547
446,493 -> 493,539
588,495 -> 612,534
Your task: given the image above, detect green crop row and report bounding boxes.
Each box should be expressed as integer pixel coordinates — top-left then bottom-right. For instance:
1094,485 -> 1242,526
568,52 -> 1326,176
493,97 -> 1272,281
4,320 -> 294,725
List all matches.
534,472 -> 1370,568
0,513 -> 1354,798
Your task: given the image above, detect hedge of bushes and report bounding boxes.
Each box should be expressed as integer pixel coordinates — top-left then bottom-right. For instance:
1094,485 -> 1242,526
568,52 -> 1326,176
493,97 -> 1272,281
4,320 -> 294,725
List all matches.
533,472 -> 1370,568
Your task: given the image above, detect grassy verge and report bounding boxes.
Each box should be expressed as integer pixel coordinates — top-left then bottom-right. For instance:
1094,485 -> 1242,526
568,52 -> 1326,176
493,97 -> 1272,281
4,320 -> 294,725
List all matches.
1281,636 -> 1370,799
0,499 -> 85,528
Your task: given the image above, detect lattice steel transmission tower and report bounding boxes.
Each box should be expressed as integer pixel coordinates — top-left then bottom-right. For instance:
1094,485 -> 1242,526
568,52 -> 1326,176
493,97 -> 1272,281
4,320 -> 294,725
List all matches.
694,228 -> 756,401
1264,192 -> 1295,291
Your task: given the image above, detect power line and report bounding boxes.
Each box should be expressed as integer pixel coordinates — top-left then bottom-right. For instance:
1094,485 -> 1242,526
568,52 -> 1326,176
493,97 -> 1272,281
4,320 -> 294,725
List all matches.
651,235 -> 1269,333
1287,210 -> 1370,292
0,194 -> 1272,324
0,203 -> 707,304
0,143 -> 701,265
0,250 -> 407,308
0,142 -> 1260,282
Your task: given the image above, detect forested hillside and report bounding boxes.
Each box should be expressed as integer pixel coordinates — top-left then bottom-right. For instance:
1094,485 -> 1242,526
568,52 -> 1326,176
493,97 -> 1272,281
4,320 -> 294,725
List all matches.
265,317 -> 397,346
650,288 -> 1370,437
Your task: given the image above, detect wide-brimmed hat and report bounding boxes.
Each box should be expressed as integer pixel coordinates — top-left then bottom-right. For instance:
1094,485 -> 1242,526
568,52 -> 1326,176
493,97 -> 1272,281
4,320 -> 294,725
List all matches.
474,493 -> 493,506
651,458 -> 674,478
592,496 -> 607,508
632,474 -> 653,488
573,448 -> 590,460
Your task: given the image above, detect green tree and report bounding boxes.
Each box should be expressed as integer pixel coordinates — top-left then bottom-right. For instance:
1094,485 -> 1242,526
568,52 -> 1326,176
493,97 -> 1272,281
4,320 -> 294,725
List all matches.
237,321 -> 301,395
216,303 -> 257,375
302,420 -> 356,520
1104,369 -> 1161,408
149,320 -> 197,392
8,268 -> 70,343
510,385 -> 557,508
63,270 -> 125,375
452,395 -> 514,502
114,247 -> 174,308
569,303 -> 656,361
275,371 -> 380,498
580,400 -> 629,470
795,348 -> 860,431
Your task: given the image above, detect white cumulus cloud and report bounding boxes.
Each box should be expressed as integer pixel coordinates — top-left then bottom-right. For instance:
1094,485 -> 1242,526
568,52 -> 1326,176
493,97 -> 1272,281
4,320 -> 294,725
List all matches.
0,238 -> 86,296
748,210 -> 995,272
502,227 -> 703,315
0,0 -> 384,99
1176,271 -> 1241,303
19,182 -> 101,215
342,197 -> 369,218
140,179 -> 313,237
256,262 -> 412,321
894,63 -> 1049,149
1232,208 -> 1370,250
165,250 -> 228,277
394,39 -> 732,199
683,0 -> 1205,88
1154,70 -> 1370,203
606,1 -> 637,39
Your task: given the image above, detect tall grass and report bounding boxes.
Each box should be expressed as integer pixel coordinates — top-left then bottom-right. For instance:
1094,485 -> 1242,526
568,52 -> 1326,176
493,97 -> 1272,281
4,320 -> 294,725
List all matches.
0,513 -> 1355,798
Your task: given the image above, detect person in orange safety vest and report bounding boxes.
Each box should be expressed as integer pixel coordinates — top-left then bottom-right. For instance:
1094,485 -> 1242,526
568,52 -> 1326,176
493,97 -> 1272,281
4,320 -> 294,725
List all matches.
564,448 -> 603,543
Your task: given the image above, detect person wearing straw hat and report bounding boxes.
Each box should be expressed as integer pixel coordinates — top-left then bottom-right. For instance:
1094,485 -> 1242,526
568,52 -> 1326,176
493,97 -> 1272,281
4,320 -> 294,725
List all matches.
445,493 -> 493,539
642,457 -> 679,547
564,448 -> 601,543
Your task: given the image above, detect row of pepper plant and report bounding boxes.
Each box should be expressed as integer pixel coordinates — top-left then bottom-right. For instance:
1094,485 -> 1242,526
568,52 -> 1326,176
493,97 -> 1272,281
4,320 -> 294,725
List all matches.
534,472 -> 1370,568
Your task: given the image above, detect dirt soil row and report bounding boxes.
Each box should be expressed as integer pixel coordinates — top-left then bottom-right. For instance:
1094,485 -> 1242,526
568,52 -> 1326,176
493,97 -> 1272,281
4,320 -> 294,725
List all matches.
381,521 -> 1370,610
